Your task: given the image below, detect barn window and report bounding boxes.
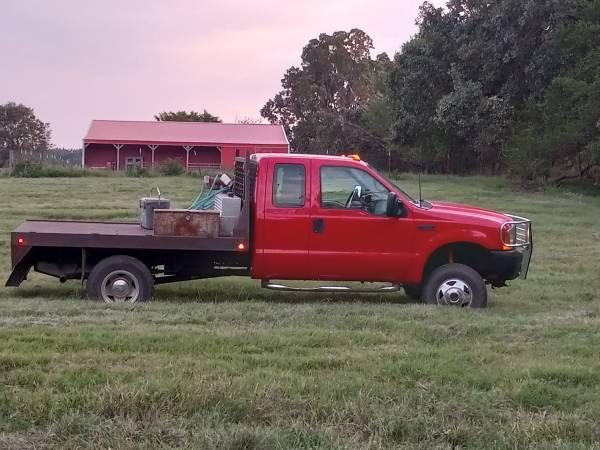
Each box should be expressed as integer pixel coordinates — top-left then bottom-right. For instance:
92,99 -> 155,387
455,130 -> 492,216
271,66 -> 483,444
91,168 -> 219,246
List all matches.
236,148 -> 240,157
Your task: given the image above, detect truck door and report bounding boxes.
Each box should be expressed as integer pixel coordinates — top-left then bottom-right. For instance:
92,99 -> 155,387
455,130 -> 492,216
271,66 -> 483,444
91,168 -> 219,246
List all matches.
252,159 -> 313,280
308,161 -> 415,282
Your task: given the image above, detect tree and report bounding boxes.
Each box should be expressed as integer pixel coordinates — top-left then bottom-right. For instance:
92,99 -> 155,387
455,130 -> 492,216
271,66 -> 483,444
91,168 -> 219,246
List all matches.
506,0 -> 600,183
388,2 -> 457,171
434,68 -> 513,174
235,117 -> 262,124
0,102 -> 52,168
388,0 -> 591,177
261,29 -> 390,158
154,110 -> 222,122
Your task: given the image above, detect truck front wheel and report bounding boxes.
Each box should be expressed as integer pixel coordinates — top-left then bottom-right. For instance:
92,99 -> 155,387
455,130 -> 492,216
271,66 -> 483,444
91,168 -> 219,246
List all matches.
421,263 -> 487,308
87,255 -> 154,303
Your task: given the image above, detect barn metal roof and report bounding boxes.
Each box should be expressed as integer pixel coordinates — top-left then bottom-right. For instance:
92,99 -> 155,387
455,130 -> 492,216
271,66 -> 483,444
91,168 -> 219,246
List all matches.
84,120 -> 289,146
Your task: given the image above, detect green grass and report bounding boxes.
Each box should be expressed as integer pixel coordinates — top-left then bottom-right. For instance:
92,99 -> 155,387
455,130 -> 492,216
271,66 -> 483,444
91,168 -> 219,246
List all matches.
0,175 -> 599,449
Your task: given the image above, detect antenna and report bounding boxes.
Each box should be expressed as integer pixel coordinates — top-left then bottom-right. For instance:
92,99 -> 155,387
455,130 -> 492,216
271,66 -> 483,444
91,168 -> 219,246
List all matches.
418,173 -> 423,207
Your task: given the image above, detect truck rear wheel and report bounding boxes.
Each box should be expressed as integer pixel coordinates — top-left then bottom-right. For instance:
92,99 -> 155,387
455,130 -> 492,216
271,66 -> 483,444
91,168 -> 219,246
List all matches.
421,263 -> 487,308
87,255 -> 154,303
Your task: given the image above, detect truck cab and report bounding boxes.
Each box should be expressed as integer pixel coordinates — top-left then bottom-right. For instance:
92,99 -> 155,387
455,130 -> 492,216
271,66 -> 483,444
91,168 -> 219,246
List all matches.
6,153 -> 532,308
248,154 -> 532,307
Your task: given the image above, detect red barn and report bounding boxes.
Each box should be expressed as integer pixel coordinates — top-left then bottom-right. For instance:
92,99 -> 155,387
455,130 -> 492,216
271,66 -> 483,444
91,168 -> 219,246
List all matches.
83,120 -> 289,171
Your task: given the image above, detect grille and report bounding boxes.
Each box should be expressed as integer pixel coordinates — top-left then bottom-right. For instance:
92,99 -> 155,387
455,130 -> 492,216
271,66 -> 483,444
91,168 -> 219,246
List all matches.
515,222 -> 530,246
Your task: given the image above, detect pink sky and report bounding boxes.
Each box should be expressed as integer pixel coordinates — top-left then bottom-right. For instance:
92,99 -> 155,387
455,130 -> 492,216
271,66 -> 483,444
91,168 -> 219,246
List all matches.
1,0 -> 444,148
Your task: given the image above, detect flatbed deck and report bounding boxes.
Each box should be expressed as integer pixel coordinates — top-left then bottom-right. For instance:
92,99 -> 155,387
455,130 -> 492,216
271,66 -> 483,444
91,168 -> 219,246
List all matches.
12,220 -> 245,252
6,156 -> 255,289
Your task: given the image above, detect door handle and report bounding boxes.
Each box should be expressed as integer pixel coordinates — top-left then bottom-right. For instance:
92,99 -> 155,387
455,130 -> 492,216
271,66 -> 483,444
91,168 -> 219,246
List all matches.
313,218 -> 325,233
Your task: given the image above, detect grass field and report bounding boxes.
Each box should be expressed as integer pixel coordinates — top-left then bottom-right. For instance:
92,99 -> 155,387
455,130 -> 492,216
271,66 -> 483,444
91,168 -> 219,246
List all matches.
0,175 -> 599,449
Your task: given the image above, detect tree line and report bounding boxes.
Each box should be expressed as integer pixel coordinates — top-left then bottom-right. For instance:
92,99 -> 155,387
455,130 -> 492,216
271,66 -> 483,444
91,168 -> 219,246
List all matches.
261,0 -> 600,184
3,0 -> 598,184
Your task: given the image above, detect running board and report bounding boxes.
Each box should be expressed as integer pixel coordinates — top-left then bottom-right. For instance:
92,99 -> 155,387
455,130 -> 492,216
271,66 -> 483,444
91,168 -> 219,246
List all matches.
261,280 -> 401,293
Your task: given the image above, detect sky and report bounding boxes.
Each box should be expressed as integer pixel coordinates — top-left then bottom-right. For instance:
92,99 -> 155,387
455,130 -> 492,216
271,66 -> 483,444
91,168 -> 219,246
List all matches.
1,0 -> 445,148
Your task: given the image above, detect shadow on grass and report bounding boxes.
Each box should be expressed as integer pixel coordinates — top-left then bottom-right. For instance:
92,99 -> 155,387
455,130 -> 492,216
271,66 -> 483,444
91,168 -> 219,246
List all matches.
154,286 -> 416,305
2,281 -> 416,306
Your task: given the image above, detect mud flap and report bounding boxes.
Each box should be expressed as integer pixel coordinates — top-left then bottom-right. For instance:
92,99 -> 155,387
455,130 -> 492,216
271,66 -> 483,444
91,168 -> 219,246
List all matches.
5,249 -> 33,287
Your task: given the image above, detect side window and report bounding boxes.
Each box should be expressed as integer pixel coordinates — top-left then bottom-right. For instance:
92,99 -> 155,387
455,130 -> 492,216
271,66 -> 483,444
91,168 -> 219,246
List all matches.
320,166 -> 390,215
273,163 -> 305,207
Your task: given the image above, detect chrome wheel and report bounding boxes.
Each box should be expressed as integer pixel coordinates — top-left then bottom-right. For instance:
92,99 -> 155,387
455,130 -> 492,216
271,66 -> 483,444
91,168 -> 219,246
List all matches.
100,270 -> 140,303
436,278 -> 472,307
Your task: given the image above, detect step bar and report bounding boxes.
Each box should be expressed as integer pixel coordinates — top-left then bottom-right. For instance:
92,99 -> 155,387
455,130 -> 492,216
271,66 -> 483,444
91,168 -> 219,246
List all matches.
261,280 -> 401,293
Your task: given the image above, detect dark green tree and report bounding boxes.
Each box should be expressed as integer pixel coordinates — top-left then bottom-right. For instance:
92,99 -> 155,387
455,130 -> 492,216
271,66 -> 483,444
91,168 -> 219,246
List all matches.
388,0 -> 589,177
388,2 -> 457,171
261,29 -> 390,158
507,0 -> 600,183
154,110 -> 222,122
435,68 -> 514,174
0,102 -> 52,168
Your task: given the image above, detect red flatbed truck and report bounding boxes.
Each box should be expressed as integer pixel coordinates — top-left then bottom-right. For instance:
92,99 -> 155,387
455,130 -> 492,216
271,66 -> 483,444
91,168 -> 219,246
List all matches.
5,154 -> 532,308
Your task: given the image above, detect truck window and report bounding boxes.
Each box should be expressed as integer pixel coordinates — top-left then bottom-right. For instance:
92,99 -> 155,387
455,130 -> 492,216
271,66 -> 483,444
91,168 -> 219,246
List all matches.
273,163 -> 305,207
320,166 -> 390,215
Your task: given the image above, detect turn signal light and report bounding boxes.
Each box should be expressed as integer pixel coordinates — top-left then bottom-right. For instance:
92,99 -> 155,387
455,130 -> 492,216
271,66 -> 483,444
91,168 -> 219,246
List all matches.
501,223 -> 515,250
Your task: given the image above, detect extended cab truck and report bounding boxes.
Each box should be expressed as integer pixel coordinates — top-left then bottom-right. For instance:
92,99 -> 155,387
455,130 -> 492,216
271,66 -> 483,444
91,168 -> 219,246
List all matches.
6,154 -> 532,308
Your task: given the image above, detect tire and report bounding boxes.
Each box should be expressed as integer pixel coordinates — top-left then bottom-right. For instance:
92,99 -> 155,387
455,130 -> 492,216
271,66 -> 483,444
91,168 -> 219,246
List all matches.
86,255 -> 154,303
403,284 -> 422,300
421,263 -> 487,308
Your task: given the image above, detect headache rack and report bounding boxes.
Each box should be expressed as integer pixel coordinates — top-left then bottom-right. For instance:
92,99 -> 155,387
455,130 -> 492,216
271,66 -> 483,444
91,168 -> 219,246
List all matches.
231,155 -> 257,239
503,214 -> 533,279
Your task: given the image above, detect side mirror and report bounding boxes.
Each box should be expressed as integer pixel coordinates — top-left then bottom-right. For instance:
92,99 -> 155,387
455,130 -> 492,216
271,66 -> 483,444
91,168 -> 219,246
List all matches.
386,192 -> 402,216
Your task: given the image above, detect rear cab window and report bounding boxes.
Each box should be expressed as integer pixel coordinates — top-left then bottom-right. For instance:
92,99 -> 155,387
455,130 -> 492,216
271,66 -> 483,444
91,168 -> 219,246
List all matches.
273,163 -> 306,207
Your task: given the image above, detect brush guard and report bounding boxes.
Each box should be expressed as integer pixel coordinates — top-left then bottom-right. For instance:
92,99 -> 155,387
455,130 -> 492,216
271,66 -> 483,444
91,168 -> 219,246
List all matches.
502,214 -> 533,279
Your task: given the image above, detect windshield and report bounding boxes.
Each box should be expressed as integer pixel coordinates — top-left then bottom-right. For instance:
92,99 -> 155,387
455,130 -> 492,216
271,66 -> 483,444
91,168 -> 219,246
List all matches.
367,164 -> 417,203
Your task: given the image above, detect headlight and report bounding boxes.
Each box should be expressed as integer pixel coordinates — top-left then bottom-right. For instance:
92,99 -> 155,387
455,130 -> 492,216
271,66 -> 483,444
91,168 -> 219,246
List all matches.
501,223 -> 516,247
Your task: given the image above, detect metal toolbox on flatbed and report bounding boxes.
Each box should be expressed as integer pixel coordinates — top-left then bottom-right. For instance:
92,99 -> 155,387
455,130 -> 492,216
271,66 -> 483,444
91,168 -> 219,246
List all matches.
153,209 -> 219,237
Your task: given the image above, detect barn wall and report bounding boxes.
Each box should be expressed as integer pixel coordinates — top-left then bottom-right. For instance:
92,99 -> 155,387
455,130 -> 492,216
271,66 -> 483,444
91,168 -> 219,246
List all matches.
85,142 -> 289,170
120,145 -> 152,169
85,144 -> 116,169
153,145 -> 186,168
188,146 -> 221,169
220,144 -> 289,168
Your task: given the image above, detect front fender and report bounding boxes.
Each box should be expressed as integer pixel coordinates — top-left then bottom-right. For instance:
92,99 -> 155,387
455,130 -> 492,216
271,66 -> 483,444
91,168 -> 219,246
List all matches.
408,221 -> 501,283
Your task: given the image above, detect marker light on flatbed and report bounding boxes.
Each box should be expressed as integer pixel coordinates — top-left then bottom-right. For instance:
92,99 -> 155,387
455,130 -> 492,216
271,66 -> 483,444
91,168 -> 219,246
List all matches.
16,237 -> 25,246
